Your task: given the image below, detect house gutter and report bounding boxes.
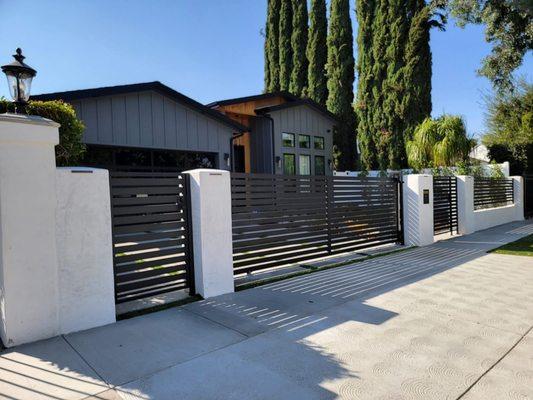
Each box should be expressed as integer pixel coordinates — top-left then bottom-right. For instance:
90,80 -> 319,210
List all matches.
229,132 -> 245,172
262,114 -> 277,174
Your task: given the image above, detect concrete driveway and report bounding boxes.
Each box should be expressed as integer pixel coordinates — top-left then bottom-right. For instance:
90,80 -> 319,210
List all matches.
1,221 -> 533,399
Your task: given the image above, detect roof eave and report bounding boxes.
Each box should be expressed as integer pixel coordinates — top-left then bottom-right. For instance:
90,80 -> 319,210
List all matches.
31,81 -> 247,133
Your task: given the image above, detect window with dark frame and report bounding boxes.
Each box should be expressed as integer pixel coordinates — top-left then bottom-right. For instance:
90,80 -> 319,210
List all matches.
299,134 -> 310,149
299,154 -> 311,175
283,153 -> 296,174
314,136 -> 325,150
282,132 -> 295,147
315,156 -> 325,175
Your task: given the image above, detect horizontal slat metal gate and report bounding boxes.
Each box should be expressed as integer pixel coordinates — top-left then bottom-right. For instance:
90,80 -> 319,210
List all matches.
433,176 -> 458,235
109,171 -> 194,304
231,173 -> 401,275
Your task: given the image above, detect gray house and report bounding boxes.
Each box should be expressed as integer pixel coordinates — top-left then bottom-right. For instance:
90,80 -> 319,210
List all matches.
32,82 -> 246,170
208,92 -> 336,175
32,82 -> 336,174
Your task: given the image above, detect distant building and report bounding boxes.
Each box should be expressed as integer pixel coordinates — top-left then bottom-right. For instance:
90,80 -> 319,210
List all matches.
469,144 -> 490,164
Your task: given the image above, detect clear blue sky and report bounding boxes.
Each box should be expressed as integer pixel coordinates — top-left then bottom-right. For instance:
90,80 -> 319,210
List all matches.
1,0 -> 531,138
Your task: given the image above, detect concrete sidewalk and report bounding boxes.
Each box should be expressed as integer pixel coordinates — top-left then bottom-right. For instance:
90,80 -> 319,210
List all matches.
1,221 -> 532,399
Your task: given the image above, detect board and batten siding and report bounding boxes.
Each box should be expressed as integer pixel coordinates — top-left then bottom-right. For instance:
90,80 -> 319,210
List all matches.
269,104 -> 335,175
70,90 -> 236,169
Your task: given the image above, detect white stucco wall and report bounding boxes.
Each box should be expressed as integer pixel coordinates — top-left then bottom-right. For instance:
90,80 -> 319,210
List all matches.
456,176 -> 475,235
183,169 -> 234,298
402,174 -> 434,247
56,168 -> 116,334
0,114 -> 60,347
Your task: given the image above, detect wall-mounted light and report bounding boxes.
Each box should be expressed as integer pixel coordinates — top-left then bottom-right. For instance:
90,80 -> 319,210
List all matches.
1,48 -> 36,114
224,153 -> 230,168
327,159 -> 332,169
275,156 -> 281,169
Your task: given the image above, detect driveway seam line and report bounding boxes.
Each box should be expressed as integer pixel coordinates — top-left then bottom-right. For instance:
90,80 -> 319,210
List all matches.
61,334 -> 109,385
455,324 -> 533,400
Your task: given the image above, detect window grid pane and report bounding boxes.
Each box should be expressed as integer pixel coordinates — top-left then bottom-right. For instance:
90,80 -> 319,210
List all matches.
299,155 -> 311,175
315,156 -> 325,175
283,153 -> 295,174
282,132 -> 295,147
299,134 -> 310,149
314,136 -> 325,150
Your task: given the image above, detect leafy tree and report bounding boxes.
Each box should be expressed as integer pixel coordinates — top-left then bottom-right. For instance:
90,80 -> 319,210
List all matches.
307,0 -> 328,105
279,0 -> 293,91
483,80 -> 533,173
264,0 -> 281,92
0,99 -> 85,166
326,0 -> 357,170
406,115 -> 474,169
442,0 -> 532,92
289,0 -> 308,96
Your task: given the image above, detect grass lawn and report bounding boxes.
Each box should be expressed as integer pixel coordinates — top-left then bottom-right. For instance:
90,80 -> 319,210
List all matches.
490,234 -> 533,257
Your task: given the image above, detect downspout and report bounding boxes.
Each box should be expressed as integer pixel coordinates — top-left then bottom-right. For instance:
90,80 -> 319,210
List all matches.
262,114 -> 277,174
229,132 -> 245,172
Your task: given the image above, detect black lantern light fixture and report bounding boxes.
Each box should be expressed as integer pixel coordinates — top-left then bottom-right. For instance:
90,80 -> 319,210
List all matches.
2,48 -> 37,113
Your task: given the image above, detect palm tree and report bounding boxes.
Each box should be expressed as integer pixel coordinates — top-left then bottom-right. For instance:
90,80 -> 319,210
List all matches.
406,115 -> 475,170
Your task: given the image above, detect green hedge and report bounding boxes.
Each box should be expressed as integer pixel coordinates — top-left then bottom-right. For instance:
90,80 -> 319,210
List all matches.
0,99 -> 86,166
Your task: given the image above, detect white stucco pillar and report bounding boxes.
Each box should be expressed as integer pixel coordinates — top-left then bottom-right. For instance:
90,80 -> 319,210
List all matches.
56,167 -> 116,334
402,174 -> 434,246
0,114 -> 60,347
183,169 -> 234,298
456,175 -> 475,235
512,176 -> 525,221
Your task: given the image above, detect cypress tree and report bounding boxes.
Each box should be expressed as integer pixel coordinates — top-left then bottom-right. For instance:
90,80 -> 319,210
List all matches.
382,0 -> 409,168
403,1 -> 433,139
279,0 -> 293,91
326,0 -> 357,170
368,0 -> 390,169
264,0 -> 281,92
289,0 -> 308,97
355,0 -> 377,170
307,0 -> 328,105
356,0 -> 436,169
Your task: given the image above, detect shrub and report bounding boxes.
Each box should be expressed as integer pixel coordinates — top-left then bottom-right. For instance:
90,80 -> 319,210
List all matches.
489,160 -> 505,178
0,99 -> 85,166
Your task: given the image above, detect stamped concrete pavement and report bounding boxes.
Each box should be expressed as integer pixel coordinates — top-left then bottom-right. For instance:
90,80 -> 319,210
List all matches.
1,221 -> 532,399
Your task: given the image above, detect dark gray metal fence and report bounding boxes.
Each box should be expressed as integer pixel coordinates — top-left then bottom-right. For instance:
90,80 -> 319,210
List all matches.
231,173 -> 402,275
433,176 -> 458,235
109,171 -> 194,304
473,177 -> 514,210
